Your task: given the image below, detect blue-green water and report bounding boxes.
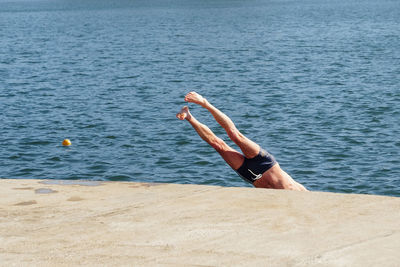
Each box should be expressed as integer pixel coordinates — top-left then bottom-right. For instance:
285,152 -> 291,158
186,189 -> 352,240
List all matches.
1,0 -> 399,196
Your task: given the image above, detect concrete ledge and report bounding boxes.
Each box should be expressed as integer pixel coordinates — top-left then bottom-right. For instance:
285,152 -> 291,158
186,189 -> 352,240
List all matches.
0,179 -> 399,266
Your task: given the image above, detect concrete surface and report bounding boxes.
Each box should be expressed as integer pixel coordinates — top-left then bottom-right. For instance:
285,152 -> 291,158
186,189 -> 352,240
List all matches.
0,179 -> 399,266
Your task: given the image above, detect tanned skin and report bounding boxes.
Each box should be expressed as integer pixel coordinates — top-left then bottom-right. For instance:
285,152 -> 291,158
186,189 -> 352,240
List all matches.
177,92 -> 308,191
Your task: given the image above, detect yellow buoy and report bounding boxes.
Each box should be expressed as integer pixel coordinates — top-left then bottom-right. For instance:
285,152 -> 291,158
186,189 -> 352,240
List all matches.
62,139 -> 71,146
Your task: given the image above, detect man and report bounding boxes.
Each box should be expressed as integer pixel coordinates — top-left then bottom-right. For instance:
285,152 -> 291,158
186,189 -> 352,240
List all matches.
177,92 -> 308,191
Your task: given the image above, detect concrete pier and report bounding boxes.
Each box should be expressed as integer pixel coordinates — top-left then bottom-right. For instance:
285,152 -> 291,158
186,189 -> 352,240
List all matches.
0,179 -> 399,266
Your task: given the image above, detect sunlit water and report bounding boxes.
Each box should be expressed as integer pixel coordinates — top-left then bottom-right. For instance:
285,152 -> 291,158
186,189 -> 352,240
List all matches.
1,0 -> 399,196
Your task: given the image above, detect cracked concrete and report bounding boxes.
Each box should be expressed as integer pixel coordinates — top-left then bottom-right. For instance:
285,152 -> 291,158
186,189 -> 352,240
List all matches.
0,179 -> 399,266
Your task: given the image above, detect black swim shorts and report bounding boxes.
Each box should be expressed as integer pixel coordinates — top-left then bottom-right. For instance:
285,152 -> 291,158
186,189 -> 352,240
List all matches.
235,148 -> 277,184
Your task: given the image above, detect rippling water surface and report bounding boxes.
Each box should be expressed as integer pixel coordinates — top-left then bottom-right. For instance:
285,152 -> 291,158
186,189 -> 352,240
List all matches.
1,0 -> 399,196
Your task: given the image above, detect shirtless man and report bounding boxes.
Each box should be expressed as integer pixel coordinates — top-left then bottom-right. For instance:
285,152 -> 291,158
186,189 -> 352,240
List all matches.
177,92 -> 308,191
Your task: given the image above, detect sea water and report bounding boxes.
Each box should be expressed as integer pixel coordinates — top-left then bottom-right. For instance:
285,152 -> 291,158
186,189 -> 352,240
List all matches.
1,0 -> 399,196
